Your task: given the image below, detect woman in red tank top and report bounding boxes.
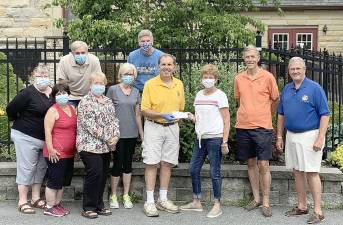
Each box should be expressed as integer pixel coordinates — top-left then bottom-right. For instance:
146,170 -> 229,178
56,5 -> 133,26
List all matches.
43,84 -> 77,217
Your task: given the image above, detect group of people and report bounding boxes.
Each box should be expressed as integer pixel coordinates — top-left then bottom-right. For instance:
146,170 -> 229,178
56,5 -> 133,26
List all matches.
6,29 -> 329,224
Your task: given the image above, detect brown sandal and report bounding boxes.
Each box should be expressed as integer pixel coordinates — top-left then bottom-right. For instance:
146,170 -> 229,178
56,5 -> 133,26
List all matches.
285,207 -> 309,217
96,208 -> 112,216
18,202 -> 36,214
81,210 -> 98,219
31,198 -> 46,209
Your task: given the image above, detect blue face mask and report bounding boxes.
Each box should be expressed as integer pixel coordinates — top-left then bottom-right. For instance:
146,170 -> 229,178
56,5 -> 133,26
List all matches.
91,84 -> 105,96
55,94 -> 69,105
140,42 -> 152,52
74,54 -> 87,65
121,75 -> 135,85
35,77 -> 50,90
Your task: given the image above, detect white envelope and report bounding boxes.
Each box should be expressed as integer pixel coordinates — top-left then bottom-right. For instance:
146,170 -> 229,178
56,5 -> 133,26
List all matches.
172,111 -> 189,119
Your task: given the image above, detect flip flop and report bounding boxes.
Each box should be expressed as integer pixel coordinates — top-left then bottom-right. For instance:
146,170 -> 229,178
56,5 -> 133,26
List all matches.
18,202 -> 36,214
31,198 -> 46,209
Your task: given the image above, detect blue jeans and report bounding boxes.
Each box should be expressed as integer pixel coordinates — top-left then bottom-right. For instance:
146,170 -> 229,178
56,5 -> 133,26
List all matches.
189,138 -> 222,201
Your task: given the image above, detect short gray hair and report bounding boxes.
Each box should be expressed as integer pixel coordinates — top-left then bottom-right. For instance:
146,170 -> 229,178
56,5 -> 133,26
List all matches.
138,30 -> 153,42
118,63 -> 137,78
158,54 -> 176,65
70,41 -> 88,52
288,57 -> 306,69
243,44 -> 260,57
89,72 -> 107,85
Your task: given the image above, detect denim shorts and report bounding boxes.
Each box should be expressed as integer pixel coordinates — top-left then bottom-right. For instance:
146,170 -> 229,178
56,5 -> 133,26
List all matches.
236,128 -> 273,161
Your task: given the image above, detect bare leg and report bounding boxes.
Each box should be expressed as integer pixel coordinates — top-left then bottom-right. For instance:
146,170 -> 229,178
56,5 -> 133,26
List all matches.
56,188 -> 63,205
293,170 -> 308,210
31,183 -> 43,202
247,158 -> 260,203
307,172 -> 322,215
258,160 -> 271,207
159,161 -> 171,191
45,187 -> 57,206
18,184 -> 29,205
123,173 -> 132,195
145,165 -> 158,191
110,176 -> 120,195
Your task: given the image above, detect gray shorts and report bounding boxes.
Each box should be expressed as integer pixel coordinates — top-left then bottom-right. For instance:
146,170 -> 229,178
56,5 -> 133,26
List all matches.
11,129 -> 47,185
142,120 -> 180,165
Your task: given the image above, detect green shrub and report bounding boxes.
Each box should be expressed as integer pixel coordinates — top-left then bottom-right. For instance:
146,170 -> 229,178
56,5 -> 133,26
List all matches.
330,145 -> 343,171
178,53 -> 241,162
326,123 -> 343,150
0,52 -> 24,158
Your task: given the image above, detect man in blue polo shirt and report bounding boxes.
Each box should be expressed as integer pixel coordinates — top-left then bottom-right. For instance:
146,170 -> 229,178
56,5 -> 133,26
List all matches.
276,57 -> 330,224
128,30 -> 164,92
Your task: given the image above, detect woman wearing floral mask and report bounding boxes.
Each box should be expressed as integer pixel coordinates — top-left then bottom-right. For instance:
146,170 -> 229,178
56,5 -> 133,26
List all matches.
42,84 -> 77,217
77,72 -> 120,219
180,64 -> 230,218
106,63 -> 144,209
6,64 -> 53,214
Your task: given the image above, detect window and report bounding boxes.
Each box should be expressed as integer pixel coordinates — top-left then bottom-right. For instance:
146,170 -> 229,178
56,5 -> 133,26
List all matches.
272,33 -> 289,50
296,33 -> 313,50
268,27 -> 318,50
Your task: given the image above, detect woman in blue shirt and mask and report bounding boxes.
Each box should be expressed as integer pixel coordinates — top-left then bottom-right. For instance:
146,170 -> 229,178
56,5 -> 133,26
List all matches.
106,63 -> 144,209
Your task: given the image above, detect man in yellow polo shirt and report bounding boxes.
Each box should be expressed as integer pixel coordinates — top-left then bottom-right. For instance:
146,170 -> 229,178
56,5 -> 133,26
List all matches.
141,54 -> 185,217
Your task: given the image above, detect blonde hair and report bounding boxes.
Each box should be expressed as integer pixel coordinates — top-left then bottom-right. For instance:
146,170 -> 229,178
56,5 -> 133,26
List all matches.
243,44 -> 260,57
200,64 -> 219,79
89,72 -> 107,85
70,41 -> 88,52
138,29 -> 153,42
118,63 -> 137,78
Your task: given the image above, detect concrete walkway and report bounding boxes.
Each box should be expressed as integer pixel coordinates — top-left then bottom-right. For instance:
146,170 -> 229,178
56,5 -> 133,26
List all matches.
0,201 -> 341,225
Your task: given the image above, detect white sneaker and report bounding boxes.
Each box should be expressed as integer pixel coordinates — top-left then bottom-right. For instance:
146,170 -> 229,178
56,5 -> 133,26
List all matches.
143,202 -> 159,217
206,206 -> 222,218
109,194 -> 119,209
156,199 -> 179,213
123,194 -> 133,209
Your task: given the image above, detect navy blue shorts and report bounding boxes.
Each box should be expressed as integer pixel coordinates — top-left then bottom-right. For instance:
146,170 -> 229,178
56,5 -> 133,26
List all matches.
236,128 -> 273,161
45,157 -> 74,190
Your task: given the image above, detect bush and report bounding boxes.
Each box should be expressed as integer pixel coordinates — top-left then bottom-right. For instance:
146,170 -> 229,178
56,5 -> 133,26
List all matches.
178,54 -> 241,162
0,52 -> 24,158
330,145 -> 343,171
326,122 -> 343,150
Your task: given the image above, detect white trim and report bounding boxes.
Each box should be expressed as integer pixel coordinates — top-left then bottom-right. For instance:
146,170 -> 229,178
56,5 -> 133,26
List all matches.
272,33 -> 289,50
296,33 -> 313,50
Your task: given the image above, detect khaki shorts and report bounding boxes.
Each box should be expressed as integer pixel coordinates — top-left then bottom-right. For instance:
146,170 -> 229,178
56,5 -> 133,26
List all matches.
142,120 -> 180,165
285,129 -> 323,172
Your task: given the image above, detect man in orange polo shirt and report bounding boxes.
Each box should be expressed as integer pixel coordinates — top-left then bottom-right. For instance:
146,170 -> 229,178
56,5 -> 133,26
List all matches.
234,45 -> 279,217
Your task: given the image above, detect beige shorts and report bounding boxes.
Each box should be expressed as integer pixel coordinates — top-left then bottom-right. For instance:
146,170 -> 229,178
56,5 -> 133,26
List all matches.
142,120 -> 180,165
285,129 -> 323,172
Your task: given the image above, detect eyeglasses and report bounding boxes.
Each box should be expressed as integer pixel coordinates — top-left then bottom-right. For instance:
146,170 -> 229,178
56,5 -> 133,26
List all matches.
74,51 -> 87,55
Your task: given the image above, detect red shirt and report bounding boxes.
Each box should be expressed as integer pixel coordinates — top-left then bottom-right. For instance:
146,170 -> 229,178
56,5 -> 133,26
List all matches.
43,104 -> 77,158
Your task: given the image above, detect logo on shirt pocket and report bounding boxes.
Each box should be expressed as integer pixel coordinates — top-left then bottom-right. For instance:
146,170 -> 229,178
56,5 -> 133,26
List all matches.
302,95 -> 309,102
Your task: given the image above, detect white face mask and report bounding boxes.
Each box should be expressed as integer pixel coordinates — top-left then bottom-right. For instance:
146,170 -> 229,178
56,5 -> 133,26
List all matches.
201,78 -> 216,88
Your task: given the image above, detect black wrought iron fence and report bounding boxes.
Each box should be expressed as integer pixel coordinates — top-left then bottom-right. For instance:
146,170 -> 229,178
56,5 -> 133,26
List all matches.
0,33 -> 342,156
